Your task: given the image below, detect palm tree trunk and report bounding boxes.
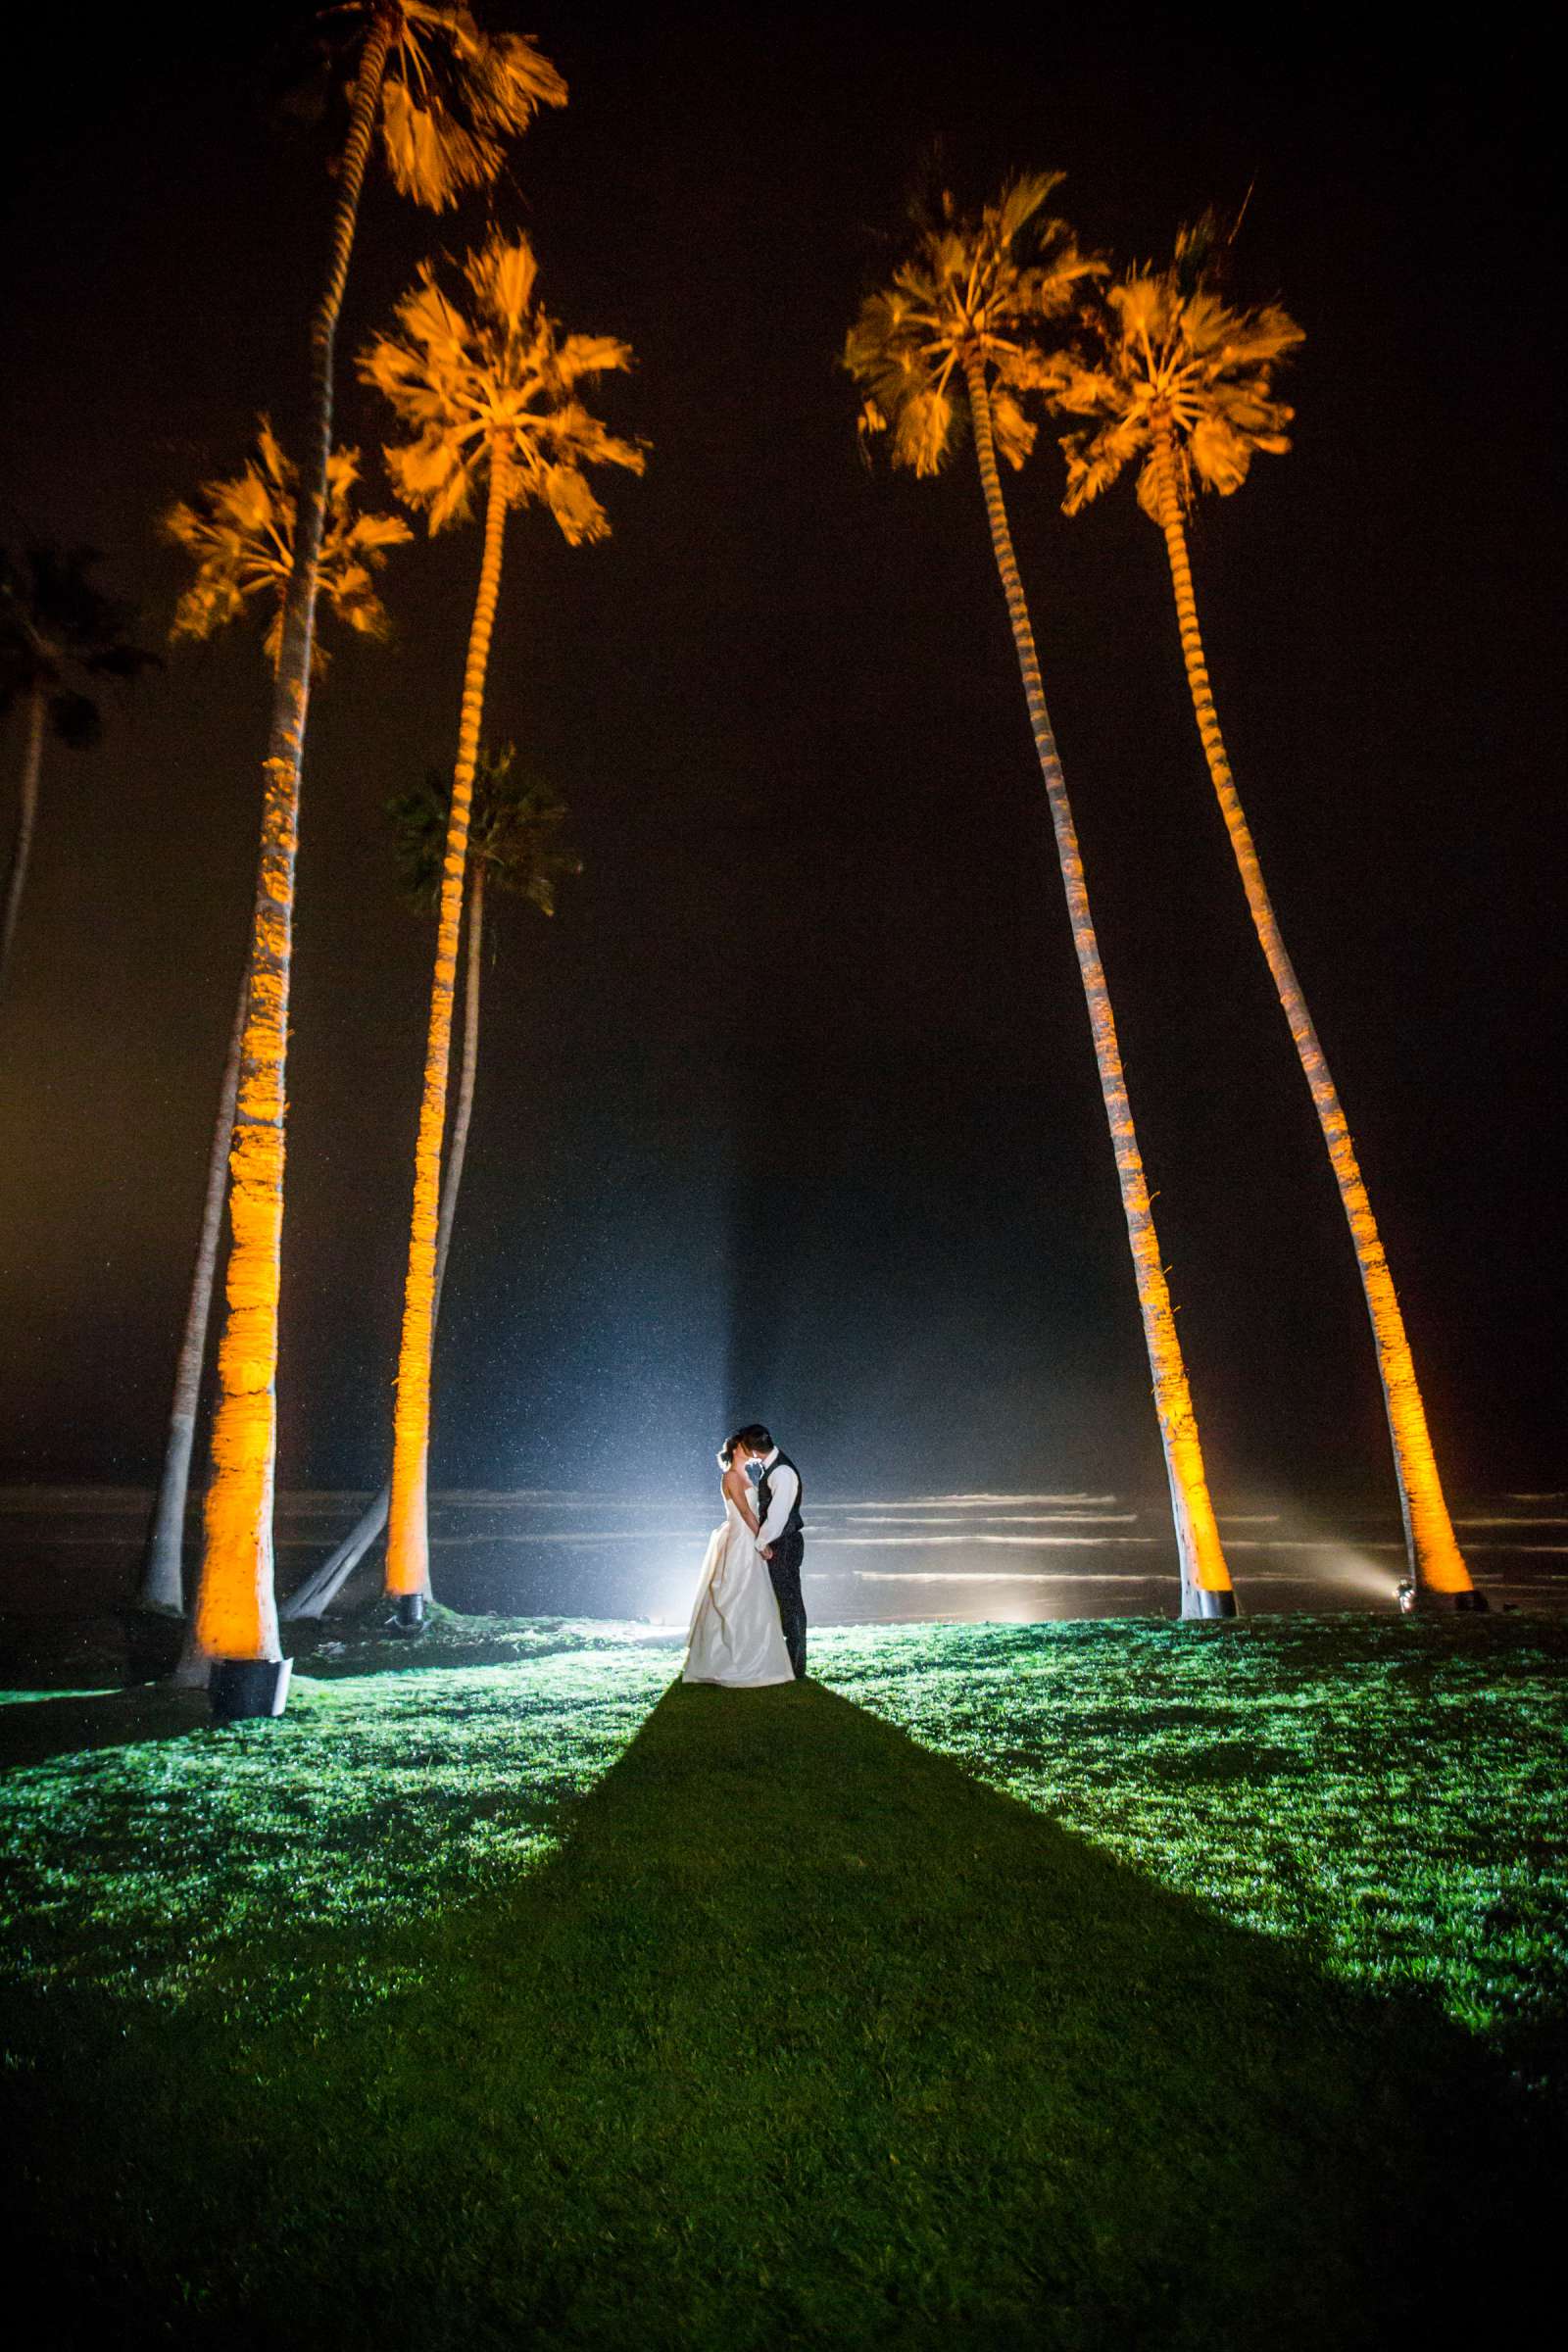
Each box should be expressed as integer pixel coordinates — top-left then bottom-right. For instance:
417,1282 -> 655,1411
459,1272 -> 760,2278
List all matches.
1149,427 -> 1475,1601
0,687 -> 46,1005
192,17 -> 395,1669
435,858 -> 485,1313
284,861 -> 486,1620
961,352 -> 1234,1617
385,460 -> 512,1604
137,960 -> 249,1617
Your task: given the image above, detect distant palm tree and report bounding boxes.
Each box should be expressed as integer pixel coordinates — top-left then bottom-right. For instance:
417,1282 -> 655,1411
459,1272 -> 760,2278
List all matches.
360,226 -> 642,1616
196,3 -> 563,1681
1054,219 -> 1477,1608
283,747 -> 579,1619
0,545 -> 156,1006
138,421 -> 410,1625
846,176 -> 1237,1618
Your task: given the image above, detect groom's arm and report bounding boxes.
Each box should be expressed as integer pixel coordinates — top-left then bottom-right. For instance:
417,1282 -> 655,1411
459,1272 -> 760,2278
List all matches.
756,1465 -> 799,1554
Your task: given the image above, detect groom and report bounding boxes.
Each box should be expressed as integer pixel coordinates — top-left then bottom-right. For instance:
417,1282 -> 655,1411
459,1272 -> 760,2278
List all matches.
734,1423 -> 807,1679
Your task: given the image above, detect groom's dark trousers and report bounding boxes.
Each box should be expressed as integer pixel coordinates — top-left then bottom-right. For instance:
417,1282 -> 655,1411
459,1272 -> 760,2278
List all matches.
766,1535 -> 808,1678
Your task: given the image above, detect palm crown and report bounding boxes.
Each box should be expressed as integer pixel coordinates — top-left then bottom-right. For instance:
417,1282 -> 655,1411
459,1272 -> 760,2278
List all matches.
0,543 -> 156,747
844,173 -> 1102,477
1054,217 -> 1303,518
161,416 -> 412,672
316,1 -> 565,210
391,744 -> 580,914
359,229 -> 645,536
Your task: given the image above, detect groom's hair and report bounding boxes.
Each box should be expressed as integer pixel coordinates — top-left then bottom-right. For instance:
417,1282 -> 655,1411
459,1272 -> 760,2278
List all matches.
731,1423 -> 773,1454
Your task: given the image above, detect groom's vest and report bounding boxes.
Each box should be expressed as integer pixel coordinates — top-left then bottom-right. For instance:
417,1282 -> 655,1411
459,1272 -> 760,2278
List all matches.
757,1452 -> 805,1544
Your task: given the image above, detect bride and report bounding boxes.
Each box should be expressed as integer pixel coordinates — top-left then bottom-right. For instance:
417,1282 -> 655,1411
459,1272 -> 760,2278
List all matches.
683,1433 -> 795,1687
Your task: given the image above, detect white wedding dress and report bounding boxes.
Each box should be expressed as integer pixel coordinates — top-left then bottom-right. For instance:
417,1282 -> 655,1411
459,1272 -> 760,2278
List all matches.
683,1490 -> 794,1686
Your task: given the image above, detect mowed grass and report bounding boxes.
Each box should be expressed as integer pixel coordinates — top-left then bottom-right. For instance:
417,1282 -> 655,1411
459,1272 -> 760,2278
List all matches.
1,1612 -> 1563,2348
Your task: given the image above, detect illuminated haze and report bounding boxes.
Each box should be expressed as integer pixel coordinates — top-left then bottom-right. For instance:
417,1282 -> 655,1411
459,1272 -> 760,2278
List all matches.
0,7 -> 1560,1510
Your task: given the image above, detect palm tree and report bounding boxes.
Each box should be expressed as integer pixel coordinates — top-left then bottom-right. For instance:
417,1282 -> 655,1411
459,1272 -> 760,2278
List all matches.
137,421 -> 410,1624
0,545 -> 156,1006
846,177 -> 1237,1618
360,226 -> 642,1619
282,746 -> 579,1620
164,416 -> 413,676
194,4 -> 563,1696
1054,219 -> 1478,1608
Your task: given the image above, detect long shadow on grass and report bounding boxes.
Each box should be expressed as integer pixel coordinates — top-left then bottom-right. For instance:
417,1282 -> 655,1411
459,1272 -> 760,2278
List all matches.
0,1681 -> 209,1767
8,1677 -> 1554,2352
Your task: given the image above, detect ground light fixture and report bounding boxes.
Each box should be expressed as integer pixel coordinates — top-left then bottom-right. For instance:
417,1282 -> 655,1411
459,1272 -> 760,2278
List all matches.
1185,1587 -> 1238,1620
210,1658 -> 293,1723
1397,1579 -> 1489,1614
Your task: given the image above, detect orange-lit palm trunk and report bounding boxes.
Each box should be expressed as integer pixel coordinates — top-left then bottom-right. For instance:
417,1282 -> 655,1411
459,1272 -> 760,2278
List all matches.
194,16 -> 395,1663
386,460 -> 512,1600
285,859 -> 486,1622
963,353 -> 1234,1615
1150,426 -> 1473,1599
139,962 -> 249,1618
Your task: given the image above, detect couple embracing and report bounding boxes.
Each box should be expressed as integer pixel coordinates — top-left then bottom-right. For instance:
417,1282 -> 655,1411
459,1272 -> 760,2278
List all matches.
683,1424 -> 808,1688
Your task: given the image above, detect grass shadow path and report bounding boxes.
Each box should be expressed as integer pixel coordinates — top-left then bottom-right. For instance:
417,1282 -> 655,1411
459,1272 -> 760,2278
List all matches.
9,1676 -> 1553,2348
0,1682 -> 209,1766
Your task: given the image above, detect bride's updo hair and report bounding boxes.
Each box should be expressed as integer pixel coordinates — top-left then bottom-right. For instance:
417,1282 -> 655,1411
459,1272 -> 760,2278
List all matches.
716,1435 -> 737,1470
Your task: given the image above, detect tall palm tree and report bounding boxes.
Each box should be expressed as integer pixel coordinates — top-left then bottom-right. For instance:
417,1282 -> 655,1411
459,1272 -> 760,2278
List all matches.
0,545 -> 156,1006
360,227 -> 642,1618
1054,219 -> 1478,1608
283,747 -> 579,1620
846,177 -> 1237,1618
195,4 -> 563,1690
137,421 -> 410,1624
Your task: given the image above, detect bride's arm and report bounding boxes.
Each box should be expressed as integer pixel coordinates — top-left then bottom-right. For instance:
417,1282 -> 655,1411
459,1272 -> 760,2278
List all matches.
722,1468 -> 760,1536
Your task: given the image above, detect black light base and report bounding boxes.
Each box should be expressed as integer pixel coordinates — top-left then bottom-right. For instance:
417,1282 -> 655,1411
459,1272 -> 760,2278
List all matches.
390,1592 -> 428,1635
1182,1587 -> 1239,1621
1397,1580 -> 1491,1616
210,1657 -> 292,1724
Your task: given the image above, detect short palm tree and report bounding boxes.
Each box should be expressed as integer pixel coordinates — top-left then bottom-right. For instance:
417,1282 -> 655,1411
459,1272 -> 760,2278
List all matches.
1054,219 -> 1477,1607
283,747 -> 579,1619
196,3 -> 562,1690
389,747 -> 580,1291
360,226 -> 642,1615
846,177 -> 1237,1617
140,422 -> 409,1626
0,545 -> 156,1006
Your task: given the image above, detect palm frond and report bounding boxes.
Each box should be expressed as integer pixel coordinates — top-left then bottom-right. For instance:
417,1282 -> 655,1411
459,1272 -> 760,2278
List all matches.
1060,417 -> 1143,514
540,465 -> 610,545
1053,220 -> 1302,520
988,389 -> 1038,470
163,416 -> 409,662
465,227 -> 540,323
351,4 -> 565,212
843,172 -> 1097,480
392,742 -> 581,913
0,542 -> 154,720
361,231 -> 643,541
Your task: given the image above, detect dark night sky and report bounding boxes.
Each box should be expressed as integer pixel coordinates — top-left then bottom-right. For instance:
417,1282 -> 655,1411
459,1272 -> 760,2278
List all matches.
1,4 -> 1561,1502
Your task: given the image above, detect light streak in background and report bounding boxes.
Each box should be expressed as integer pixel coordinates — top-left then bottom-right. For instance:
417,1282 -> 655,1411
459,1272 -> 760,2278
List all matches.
836,1512 -> 1140,1527
812,1534 -> 1156,1549
4,1491 -> 1565,1630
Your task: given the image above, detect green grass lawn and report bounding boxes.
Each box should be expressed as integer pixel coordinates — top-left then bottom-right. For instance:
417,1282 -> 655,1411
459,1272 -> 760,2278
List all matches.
2,1611 -> 1563,2347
